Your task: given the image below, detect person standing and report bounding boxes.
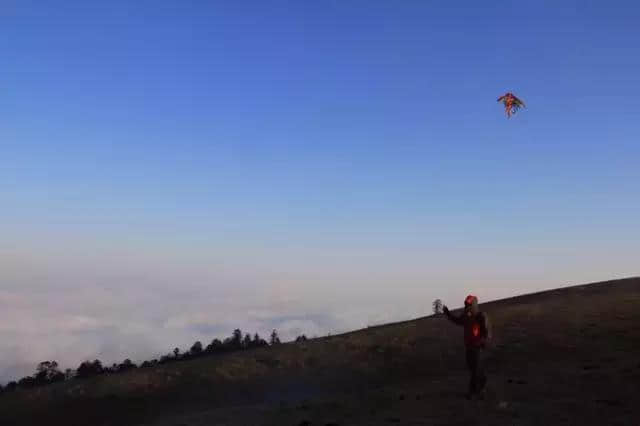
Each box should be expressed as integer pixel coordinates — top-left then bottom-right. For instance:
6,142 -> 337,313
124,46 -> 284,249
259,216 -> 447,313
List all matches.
443,295 -> 491,399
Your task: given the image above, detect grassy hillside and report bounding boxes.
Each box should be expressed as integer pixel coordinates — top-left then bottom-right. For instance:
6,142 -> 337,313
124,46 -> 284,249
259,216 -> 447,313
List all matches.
1,277 -> 639,426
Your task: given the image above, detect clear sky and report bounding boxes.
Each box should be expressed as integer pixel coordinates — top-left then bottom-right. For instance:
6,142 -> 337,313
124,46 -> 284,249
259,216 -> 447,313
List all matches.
1,1 -> 639,382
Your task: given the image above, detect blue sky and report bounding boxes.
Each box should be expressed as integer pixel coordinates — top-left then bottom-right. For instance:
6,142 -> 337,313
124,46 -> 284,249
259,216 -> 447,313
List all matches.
1,1 -> 639,381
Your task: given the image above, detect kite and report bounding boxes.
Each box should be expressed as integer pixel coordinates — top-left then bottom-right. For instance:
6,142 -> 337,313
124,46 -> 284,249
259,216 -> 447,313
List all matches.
497,92 -> 525,118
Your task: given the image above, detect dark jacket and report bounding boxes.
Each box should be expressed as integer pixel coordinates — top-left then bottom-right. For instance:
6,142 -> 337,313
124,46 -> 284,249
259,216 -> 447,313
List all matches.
445,298 -> 491,348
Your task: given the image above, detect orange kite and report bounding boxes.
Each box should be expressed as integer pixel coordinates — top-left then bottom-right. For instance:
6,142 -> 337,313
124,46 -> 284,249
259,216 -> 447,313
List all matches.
497,92 -> 525,118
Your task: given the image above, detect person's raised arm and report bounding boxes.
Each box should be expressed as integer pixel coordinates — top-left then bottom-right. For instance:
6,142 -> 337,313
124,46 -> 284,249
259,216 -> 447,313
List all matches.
443,305 -> 464,326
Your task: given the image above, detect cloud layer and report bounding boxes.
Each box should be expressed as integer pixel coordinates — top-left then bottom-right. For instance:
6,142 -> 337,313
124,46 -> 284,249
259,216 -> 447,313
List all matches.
2,235 -> 638,384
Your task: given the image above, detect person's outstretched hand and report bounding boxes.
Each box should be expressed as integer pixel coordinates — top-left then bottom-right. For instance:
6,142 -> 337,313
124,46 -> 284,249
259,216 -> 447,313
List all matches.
443,305 -> 449,315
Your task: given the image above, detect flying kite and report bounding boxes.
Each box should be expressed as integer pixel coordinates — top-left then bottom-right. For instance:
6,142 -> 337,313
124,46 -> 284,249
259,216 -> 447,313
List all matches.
497,92 -> 525,118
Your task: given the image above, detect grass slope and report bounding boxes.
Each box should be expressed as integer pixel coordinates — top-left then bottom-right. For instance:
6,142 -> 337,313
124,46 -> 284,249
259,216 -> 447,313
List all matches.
1,277 -> 639,426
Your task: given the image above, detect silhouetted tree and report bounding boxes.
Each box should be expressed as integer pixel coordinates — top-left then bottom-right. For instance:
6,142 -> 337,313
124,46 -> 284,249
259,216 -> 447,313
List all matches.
221,329 -> 241,351
118,359 -> 137,372
18,376 -> 36,389
251,333 -> 267,348
206,338 -> 223,353
35,361 -> 64,385
65,369 -> 75,380
222,337 -> 232,350
242,333 -> 252,348
190,341 -> 203,356
433,299 -> 443,315
6,327 -> 303,390
141,359 -> 158,368
76,361 -> 92,378
231,329 -> 243,350
270,329 -> 281,345
76,360 -> 103,379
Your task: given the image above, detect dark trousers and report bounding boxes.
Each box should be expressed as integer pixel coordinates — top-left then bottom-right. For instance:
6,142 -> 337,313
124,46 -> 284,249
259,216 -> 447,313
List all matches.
465,346 -> 486,394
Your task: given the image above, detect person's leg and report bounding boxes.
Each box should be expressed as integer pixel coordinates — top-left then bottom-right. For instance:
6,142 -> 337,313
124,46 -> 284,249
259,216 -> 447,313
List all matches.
476,349 -> 487,398
466,347 -> 478,397
478,349 -> 486,389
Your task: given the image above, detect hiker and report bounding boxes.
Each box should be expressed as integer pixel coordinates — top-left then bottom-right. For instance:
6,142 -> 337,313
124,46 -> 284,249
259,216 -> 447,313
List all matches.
443,295 -> 491,399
